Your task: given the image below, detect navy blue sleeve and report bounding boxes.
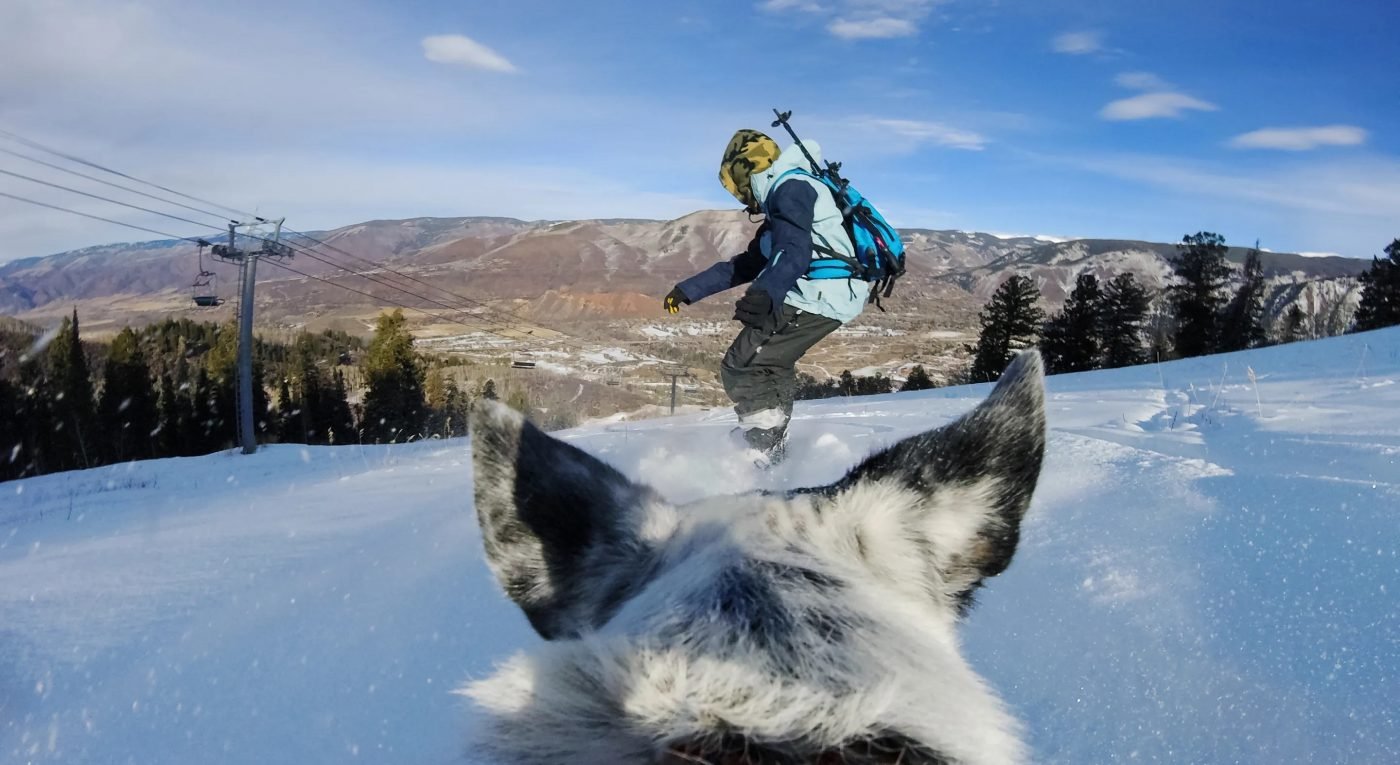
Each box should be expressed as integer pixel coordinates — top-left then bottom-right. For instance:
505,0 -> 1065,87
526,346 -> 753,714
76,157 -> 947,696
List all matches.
750,180 -> 816,314
675,227 -> 767,303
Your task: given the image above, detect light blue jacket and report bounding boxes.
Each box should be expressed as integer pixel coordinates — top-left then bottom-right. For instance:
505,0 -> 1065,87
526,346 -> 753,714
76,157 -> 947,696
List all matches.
750,142 -> 872,324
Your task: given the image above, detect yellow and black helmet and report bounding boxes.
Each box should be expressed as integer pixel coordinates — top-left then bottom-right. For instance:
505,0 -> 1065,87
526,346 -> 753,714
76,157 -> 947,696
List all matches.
719,129 -> 780,213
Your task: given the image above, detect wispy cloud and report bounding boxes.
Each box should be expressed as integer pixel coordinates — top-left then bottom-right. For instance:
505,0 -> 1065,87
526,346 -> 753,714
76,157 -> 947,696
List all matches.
1100,92 -> 1218,121
829,17 -> 917,39
1074,152 -> 1400,219
1100,72 -> 1217,120
421,34 -> 518,73
759,0 -> 826,12
763,0 -> 941,40
0,0 -> 526,137
1044,150 -> 1400,257
1114,71 -> 1172,91
861,118 -> 988,150
1229,125 -> 1368,151
1052,31 -> 1101,55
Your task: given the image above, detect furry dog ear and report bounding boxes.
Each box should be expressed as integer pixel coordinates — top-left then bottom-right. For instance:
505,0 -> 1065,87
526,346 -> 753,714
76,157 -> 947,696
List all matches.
471,401 -> 667,639
826,351 -> 1047,611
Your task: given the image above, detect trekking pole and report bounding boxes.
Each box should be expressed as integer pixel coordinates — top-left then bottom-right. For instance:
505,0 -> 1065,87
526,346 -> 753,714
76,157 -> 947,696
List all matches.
770,109 -> 823,175
771,108 -> 858,217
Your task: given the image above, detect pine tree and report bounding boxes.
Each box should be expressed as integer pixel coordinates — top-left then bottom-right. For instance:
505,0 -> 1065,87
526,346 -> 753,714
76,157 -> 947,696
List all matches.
854,373 -> 893,396
190,366 -> 222,452
96,328 -> 158,463
12,357 -> 52,476
202,322 -> 272,448
839,370 -> 857,396
1100,273 -> 1152,369
1041,273 -> 1104,374
1219,245 -> 1268,352
361,309 -> 426,443
276,378 -> 298,443
425,367 -> 449,437
1038,314 -> 1072,376
970,275 -> 1044,382
442,379 -> 471,437
252,359 -> 273,440
326,370 -> 357,445
301,365 -> 325,445
1278,305 -> 1310,344
900,365 -> 935,392
156,373 -> 187,457
795,373 -> 839,400
0,378 -> 22,481
1352,239 -> 1400,332
204,324 -> 240,449
46,310 -> 97,469
172,356 -> 200,455
1168,232 -> 1233,358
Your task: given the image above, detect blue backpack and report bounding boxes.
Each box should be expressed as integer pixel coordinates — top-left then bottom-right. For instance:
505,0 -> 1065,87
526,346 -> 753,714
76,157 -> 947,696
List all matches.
768,110 -> 907,309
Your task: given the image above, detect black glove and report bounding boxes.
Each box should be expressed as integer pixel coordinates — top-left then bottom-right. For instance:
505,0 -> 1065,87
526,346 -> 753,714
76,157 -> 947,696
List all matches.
733,290 -> 773,330
663,287 -> 690,315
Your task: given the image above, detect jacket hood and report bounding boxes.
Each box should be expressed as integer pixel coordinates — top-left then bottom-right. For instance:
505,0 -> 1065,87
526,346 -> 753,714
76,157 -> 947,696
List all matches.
750,141 -> 823,207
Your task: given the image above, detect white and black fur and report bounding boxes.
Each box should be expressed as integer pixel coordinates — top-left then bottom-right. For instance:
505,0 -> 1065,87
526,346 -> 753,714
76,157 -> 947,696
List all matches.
463,351 -> 1048,765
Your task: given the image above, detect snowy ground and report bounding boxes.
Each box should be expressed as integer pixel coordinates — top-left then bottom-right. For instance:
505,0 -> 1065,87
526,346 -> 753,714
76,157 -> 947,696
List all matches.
2,329 -> 1397,764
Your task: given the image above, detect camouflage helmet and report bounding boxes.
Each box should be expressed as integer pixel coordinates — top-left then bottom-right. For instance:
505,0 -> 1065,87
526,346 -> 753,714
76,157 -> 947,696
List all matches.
719,129 -> 780,212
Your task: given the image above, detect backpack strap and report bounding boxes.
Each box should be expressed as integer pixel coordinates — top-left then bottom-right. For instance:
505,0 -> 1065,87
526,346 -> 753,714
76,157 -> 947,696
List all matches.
763,168 -> 867,280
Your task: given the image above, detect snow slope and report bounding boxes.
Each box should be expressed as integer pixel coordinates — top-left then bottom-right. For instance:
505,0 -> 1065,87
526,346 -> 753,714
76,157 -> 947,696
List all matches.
3,329 -> 1397,764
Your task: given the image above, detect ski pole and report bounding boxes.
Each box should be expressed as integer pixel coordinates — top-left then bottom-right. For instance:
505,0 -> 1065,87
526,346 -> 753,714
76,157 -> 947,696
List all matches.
771,109 -> 823,176
771,109 -> 858,217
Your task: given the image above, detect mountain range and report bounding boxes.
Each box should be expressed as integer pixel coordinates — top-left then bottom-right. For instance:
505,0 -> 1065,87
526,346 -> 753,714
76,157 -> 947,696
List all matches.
0,211 -> 1371,343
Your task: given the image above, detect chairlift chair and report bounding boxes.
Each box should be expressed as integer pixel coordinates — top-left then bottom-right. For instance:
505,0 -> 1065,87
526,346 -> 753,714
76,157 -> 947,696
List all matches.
191,240 -> 223,307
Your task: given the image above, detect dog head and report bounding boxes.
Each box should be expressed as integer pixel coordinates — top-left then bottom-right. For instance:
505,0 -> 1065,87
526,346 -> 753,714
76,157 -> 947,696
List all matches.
464,351 -> 1047,765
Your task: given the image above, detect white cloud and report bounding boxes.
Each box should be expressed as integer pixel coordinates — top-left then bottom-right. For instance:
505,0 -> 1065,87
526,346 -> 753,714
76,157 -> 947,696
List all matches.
862,118 -> 988,150
1100,92 -> 1218,121
759,0 -> 826,12
828,17 -> 917,38
1115,71 -> 1173,91
0,0 -> 531,137
1228,125 -> 1368,151
0,0 -> 721,261
1057,151 -> 1400,258
1052,31 -> 1101,55
774,0 -> 941,40
421,34 -> 517,73
1076,153 -> 1400,219
1099,71 -> 1216,121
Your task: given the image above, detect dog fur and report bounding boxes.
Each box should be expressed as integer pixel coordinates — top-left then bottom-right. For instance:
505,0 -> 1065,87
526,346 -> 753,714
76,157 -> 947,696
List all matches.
463,351 -> 1048,765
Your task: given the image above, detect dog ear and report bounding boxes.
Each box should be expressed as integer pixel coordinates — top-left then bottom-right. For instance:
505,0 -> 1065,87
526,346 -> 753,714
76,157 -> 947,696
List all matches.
471,401 -> 668,639
824,351 -> 1047,611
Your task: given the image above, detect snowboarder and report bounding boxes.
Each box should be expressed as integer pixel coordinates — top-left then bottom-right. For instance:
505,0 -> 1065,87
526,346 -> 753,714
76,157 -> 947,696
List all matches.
664,128 -> 873,463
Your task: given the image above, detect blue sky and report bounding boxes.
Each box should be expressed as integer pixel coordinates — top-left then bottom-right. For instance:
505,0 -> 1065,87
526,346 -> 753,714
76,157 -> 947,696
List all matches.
1,0 -> 1396,262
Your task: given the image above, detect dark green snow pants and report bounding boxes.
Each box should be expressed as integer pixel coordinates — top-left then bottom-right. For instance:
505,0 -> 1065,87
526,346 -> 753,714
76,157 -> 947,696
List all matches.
720,305 -> 841,450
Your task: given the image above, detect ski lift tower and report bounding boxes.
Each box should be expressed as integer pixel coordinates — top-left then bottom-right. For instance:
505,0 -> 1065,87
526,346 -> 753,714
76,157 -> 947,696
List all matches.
210,217 -> 293,455
660,365 -> 693,416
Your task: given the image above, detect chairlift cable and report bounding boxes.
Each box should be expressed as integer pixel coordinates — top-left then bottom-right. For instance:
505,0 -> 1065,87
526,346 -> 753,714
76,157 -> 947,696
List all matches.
0,126 -> 254,219
0,145 -> 235,226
